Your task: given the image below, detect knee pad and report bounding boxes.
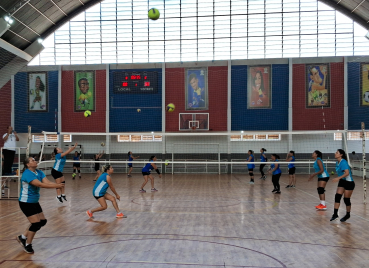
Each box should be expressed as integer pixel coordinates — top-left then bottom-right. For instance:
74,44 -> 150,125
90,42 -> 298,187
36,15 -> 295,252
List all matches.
317,187 -> 325,195
344,198 -> 351,206
249,173 -> 254,177
335,193 -> 343,203
29,222 -> 42,232
40,219 -> 47,227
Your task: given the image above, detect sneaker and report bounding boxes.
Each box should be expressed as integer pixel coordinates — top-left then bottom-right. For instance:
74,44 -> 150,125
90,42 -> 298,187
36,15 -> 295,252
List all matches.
56,196 -> 63,203
139,189 -> 146,193
151,188 -> 158,192
79,176 -> 81,179
272,189 -> 277,193
61,195 -> 67,201
86,210 -> 93,218
285,185 -> 291,188
24,244 -> 34,254
262,175 -> 267,180
330,214 -> 339,221
275,191 -> 281,194
116,212 -> 127,218
4,185 -> 9,189
16,235 -> 26,248
291,185 -> 296,188
340,214 -> 350,222
317,204 -> 327,211
249,180 -> 254,185
315,204 -> 322,209
127,174 -> 132,177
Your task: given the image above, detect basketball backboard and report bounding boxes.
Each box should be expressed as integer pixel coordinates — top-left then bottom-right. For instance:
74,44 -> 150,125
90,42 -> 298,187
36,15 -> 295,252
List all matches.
179,113 -> 209,131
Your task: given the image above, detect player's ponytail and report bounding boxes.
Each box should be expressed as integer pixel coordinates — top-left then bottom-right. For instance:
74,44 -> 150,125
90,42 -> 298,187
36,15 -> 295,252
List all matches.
261,148 -> 266,152
22,157 -> 31,173
248,150 -> 254,154
127,151 -> 131,156
314,150 -> 323,159
150,155 -> 156,161
272,154 -> 280,160
102,164 -> 112,173
337,149 -> 348,161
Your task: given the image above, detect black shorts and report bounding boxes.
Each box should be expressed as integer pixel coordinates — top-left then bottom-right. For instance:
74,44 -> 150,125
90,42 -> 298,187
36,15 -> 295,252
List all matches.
142,172 -> 151,176
19,201 -> 43,217
95,164 -> 100,172
51,169 -> 63,179
73,163 -> 80,168
318,177 -> 330,182
248,169 -> 253,172
94,195 -> 104,200
288,167 -> 296,175
128,164 -> 133,168
338,179 -> 355,191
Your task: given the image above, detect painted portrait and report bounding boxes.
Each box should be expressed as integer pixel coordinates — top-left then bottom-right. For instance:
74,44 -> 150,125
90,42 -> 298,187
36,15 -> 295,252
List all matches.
306,64 -> 330,108
186,68 -> 208,110
75,71 -> 95,112
247,66 -> 271,109
28,72 -> 48,112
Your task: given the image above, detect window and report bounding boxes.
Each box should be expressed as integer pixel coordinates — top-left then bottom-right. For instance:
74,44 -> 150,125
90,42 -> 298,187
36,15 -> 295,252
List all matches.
334,132 -> 369,141
231,134 -> 281,141
32,134 -> 72,143
117,135 -> 162,142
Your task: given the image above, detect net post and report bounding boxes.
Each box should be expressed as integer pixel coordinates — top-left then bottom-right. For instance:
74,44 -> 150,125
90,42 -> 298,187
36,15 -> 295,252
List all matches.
343,131 -> 350,167
362,122 -> 366,204
26,125 -> 31,158
39,131 -> 46,164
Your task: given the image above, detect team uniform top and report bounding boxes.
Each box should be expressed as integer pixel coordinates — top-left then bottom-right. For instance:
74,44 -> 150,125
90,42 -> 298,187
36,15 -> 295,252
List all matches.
53,153 -> 66,172
73,154 -> 80,164
93,173 -> 110,197
247,154 -> 255,169
271,160 -> 282,175
142,160 -> 154,173
336,159 -> 353,182
260,154 -> 267,163
313,157 -> 329,178
19,169 -> 45,203
288,156 -> 295,168
129,155 -> 133,162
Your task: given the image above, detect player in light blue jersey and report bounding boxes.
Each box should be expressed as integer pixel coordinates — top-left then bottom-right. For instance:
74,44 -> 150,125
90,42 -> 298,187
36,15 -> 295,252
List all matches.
259,148 -> 267,180
269,154 -> 282,194
86,164 -> 126,219
140,155 -> 161,193
331,149 -> 355,222
51,142 -> 78,203
72,151 -> 81,179
16,157 -> 63,254
246,150 -> 255,184
286,151 -> 296,188
127,151 -> 139,177
308,150 -> 330,211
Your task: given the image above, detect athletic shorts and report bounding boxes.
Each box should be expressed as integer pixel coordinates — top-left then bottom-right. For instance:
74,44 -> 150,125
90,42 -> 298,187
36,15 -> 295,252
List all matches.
128,164 -> 133,168
338,179 -> 355,191
248,169 -> 253,172
288,167 -> 296,175
51,169 -> 63,179
19,201 -> 43,217
94,195 -> 104,200
73,163 -> 80,168
318,177 -> 330,182
142,172 -> 151,176
94,164 -> 100,172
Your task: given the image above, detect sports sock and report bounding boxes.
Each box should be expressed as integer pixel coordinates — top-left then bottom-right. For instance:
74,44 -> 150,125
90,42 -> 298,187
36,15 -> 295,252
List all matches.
21,234 -> 26,239
321,201 -> 326,206
57,195 -> 61,198
333,208 -> 338,216
62,194 -> 66,196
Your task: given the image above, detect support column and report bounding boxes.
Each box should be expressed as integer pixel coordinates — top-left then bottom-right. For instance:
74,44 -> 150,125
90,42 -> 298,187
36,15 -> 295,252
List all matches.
105,64 -> 110,158
288,58 -> 293,151
162,62 -> 166,173
227,60 -> 232,174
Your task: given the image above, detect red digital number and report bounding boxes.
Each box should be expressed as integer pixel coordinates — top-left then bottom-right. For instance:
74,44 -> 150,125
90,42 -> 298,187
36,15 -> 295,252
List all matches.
122,82 -> 128,87
125,76 -> 128,80
135,83 -> 137,86
144,76 -> 147,80
144,82 -> 150,87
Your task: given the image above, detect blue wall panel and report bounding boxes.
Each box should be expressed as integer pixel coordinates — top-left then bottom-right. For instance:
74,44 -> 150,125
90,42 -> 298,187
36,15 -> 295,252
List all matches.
231,64 -> 289,131
347,62 -> 369,130
15,71 -> 58,133
109,69 -> 162,132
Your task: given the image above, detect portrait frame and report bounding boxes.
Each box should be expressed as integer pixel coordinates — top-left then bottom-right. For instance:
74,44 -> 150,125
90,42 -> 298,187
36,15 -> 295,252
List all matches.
247,65 -> 272,109
185,68 -> 208,111
28,72 -> 48,112
360,63 -> 369,106
305,64 -> 331,108
74,71 -> 95,112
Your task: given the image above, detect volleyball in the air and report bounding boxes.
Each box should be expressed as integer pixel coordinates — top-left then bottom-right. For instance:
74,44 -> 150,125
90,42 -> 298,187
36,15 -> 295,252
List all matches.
166,103 -> 175,112
331,171 -> 335,175
101,142 -> 105,147
165,160 -> 170,166
84,110 -> 91,117
148,8 -> 160,20
137,108 -> 141,113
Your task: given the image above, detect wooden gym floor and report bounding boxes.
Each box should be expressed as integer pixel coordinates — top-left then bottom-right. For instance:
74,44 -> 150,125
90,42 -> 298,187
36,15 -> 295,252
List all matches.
1,173 -> 369,268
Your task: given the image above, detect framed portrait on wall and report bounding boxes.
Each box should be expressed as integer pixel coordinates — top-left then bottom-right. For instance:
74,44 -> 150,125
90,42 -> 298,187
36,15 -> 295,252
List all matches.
185,68 -> 208,110
74,71 -> 95,112
28,72 -> 48,112
360,63 -> 369,106
247,65 -> 272,109
306,64 -> 330,108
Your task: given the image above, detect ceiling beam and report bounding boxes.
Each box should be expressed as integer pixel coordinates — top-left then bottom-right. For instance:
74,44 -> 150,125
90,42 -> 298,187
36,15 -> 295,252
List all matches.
319,0 -> 369,30
50,0 -> 68,16
28,2 -> 56,25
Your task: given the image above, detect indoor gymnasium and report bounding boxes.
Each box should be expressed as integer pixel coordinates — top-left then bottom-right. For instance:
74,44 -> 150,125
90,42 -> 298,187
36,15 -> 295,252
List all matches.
0,0 -> 369,267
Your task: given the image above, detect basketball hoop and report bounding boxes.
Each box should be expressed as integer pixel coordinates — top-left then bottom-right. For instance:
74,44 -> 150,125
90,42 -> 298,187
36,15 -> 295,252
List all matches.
191,126 -> 197,131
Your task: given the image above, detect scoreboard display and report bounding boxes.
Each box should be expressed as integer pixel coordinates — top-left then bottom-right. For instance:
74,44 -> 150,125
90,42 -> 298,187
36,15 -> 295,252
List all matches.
113,71 -> 158,94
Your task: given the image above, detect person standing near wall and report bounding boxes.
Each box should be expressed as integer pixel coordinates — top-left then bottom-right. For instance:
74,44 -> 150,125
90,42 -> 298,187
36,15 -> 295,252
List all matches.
2,126 -> 19,175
